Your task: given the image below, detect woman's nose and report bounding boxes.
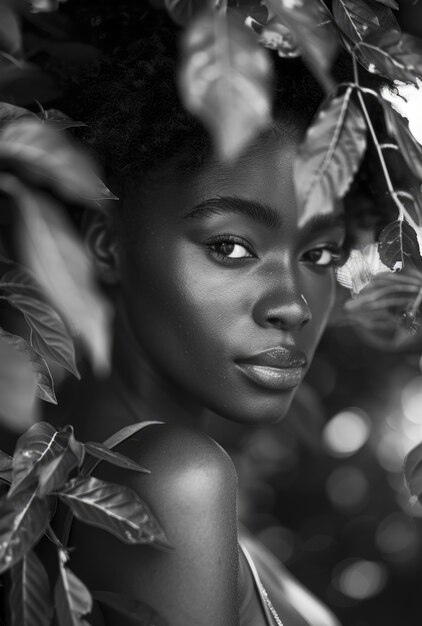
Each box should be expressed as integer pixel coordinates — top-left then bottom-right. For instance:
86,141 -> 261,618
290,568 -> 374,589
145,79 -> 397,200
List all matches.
252,284 -> 312,331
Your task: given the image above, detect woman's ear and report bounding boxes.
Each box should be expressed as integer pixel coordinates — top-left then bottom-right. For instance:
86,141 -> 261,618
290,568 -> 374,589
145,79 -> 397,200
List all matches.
82,209 -> 120,285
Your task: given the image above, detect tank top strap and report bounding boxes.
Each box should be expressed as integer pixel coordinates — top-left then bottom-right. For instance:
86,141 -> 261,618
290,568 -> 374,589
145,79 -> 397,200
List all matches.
239,541 -> 284,626
61,420 -> 164,548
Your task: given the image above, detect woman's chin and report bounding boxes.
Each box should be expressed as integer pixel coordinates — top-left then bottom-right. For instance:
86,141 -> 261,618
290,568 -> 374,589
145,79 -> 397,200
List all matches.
212,390 -> 297,426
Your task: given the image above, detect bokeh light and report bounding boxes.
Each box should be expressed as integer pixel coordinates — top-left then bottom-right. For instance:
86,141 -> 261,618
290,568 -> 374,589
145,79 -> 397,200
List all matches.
322,408 -> 371,457
257,525 -> 295,563
376,513 -> 420,564
334,559 -> 388,600
326,466 -> 369,511
401,376 -> 422,425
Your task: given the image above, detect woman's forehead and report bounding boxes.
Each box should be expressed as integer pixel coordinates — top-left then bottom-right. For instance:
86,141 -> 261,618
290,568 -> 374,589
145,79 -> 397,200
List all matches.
133,125 -> 340,230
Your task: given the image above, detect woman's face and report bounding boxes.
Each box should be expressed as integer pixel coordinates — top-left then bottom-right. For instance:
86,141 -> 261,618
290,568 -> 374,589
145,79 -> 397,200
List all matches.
117,128 -> 345,424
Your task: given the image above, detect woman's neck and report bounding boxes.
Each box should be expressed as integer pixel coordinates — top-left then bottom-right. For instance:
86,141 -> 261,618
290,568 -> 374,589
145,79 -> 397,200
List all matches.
67,305 -> 205,442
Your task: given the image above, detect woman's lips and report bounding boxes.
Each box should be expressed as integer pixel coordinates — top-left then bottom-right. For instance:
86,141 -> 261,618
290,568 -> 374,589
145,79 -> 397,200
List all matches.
235,347 -> 307,391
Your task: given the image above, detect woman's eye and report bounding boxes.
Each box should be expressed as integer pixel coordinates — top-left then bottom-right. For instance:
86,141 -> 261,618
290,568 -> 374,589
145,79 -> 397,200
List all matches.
210,241 -> 253,259
304,247 -> 340,267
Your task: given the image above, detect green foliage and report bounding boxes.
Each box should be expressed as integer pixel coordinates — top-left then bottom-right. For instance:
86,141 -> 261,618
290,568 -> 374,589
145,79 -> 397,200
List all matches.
54,555 -> 93,626
404,440 -> 422,501
59,475 -> 169,546
294,89 -> 367,225
378,219 -> 422,271
0,328 -> 56,404
179,9 -> 273,161
355,29 -> 422,84
1,266 -> 80,378
165,0 -> 211,25
92,590 -> 167,625
10,550 -> 53,626
264,0 -> 337,92
0,422 -> 170,625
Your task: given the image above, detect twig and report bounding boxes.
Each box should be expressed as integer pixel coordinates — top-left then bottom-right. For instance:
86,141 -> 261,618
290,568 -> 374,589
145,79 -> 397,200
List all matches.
352,55 -> 421,232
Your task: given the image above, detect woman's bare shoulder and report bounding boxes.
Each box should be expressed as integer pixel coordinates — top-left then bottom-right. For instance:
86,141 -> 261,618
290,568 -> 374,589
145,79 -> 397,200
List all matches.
108,421 -> 237,497
69,423 -> 239,625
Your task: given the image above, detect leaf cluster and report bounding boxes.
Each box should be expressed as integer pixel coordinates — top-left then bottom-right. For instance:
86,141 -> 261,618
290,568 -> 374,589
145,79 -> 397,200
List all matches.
0,420 -> 169,626
0,3 -> 120,429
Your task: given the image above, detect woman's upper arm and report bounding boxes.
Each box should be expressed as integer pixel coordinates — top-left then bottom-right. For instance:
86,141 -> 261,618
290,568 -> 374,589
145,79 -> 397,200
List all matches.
69,424 -> 240,626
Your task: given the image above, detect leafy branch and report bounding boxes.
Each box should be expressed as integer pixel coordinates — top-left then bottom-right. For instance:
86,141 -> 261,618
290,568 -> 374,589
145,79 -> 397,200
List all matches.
0,421 -> 169,626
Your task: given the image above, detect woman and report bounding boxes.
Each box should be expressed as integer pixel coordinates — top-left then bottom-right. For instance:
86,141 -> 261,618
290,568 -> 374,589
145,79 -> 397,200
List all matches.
50,3 -> 383,625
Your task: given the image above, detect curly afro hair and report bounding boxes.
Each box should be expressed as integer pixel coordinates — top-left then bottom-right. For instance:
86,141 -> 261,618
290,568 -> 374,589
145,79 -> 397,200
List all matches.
51,0 -> 411,242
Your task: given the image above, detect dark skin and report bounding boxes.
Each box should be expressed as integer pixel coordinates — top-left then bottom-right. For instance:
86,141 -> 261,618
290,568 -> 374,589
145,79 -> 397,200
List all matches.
64,122 -> 344,625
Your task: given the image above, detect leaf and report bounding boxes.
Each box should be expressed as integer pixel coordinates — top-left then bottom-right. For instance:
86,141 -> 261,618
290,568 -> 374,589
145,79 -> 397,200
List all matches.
0,329 -> 38,432
0,103 -> 37,129
332,0 -> 400,44
84,442 -> 149,474
382,100 -> 422,181
58,476 -> 170,548
0,491 -> 50,573
92,590 -> 167,626
64,426 -> 85,466
0,328 -> 56,406
0,450 -> 13,484
1,267 -> 79,377
294,89 -> 367,225
0,450 -> 13,472
37,426 -> 84,495
264,0 -> 338,92
81,420 -> 163,477
378,219 -> 422,271
37,449 -> 79,496
344,270 -> 422,315
339,270 -> 422,347
3,178 -> 112,375
165,0 -> 211,26
30,0 -> 67,13
179,11 -> 272,161
375,0 -> 398,8
0,2 -> 22,57
404,441 -> 422,499
355,29 -> 422,84
336,243 -> 391,294
54,560 -> 92,626
229,1 -> 269,25
41,109 -> 86,132
255,17 -> 301,58
0,120 -> 115,205
10,550 -> 53,626
9,421 -> 66,496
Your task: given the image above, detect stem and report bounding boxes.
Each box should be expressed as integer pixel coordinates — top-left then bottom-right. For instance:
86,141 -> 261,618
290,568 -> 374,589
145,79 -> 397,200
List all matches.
353,59 -> 394,191
410,287 -> 422,317
353,55 -> 408,221
318,0 -> 335,19
45,524 -> 64,550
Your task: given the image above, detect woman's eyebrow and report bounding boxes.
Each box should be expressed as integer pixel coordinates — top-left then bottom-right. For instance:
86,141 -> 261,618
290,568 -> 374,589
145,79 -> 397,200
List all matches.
301,213 -> 346,236
183,197 -> 281,230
